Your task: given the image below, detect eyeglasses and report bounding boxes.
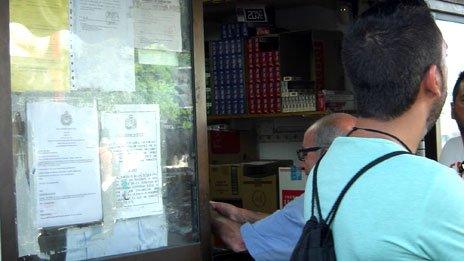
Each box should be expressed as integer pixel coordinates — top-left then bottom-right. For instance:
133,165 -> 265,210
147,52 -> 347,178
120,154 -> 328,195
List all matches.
297,146 -> 322,161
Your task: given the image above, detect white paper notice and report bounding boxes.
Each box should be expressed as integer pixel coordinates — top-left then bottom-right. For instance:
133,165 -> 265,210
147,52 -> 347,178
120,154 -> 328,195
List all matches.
134,0 -> 182,52
100,105 -> 163,219
70,0 -> 135,91
27,101 -> 102,228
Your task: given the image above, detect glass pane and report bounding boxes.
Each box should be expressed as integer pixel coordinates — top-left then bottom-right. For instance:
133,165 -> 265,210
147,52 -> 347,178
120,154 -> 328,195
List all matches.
436,19 -> 464,153
9,0 -> 198,259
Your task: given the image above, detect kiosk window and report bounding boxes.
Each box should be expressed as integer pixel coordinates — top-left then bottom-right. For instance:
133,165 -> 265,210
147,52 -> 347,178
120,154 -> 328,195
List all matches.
9,0 -> 199,259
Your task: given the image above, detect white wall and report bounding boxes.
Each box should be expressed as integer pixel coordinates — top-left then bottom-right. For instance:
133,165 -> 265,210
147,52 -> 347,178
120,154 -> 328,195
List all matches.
256,117 -> 316,165
259,141 -> 301,165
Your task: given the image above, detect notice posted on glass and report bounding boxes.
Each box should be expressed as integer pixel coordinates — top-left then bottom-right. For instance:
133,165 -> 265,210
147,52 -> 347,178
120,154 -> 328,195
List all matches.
26,101 -> 102,228
100,104 -> 163,220
134,0 -> 182,52
70,0 -> 135,92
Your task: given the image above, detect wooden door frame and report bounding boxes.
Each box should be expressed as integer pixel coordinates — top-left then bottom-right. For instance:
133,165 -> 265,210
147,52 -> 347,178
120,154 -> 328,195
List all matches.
0,0 -> 210,259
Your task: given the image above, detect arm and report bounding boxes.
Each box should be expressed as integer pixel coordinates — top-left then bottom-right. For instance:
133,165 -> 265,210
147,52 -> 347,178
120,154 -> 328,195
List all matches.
209,201 -> 266,253
210,208 -> 246,252
210,195 -> 306,260
239,195 -> 306,260
210,201 -> 269,224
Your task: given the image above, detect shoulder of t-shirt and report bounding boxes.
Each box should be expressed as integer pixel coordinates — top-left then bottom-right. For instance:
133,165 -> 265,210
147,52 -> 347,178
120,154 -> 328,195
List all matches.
394,153 -> 463,198
406,155 -> 464,219
398,153 -> 456,177
420,157 -> 464,223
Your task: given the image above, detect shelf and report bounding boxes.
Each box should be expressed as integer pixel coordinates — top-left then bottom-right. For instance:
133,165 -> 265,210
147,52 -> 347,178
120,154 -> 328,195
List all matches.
207,111 -> 329,121
203,0 -> 335,9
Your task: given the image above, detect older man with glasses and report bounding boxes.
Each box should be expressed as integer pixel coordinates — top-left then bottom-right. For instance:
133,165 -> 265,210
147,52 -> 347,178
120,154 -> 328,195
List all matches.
210,113 -> 356,260
298,113 -> 356,174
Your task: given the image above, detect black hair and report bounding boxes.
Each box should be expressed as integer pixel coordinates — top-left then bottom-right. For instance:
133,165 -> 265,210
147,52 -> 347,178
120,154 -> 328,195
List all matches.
453,71 -> 464,103
342,0 -> 444,120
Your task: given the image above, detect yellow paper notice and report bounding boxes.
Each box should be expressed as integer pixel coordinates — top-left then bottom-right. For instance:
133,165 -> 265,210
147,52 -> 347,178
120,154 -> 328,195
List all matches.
10,0 -> 70,92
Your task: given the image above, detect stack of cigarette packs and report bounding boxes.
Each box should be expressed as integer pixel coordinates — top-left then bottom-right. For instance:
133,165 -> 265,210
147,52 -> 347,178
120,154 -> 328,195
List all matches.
245,37 -> 281,114
210,23 -> 249,115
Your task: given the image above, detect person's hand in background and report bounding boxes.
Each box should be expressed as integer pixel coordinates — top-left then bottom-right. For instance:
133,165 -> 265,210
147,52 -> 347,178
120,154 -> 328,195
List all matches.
210,206 -> 246,252
210,201 -> 269,224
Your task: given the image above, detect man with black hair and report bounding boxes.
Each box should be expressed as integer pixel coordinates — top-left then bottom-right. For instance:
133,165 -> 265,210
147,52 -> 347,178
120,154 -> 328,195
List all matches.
301,0 -> 464,259
439,71 -> 464,172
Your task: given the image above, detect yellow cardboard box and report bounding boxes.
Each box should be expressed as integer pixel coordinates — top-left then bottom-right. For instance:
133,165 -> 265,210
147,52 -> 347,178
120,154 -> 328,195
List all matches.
240,160 -> 292,213
209,163 -> 242,200
210,160 -> 292,213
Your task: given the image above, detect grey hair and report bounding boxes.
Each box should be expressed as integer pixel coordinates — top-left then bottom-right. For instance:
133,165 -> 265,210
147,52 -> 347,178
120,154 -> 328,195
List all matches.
315,123 -> 348,149
312,113 -> 354,149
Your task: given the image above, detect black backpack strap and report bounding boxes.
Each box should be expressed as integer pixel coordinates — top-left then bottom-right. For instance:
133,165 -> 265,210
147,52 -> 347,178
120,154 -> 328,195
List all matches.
311,154 -> 325,221
324,150 -> 410,226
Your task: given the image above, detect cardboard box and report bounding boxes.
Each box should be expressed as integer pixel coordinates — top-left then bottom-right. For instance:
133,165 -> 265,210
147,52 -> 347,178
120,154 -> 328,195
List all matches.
279,167 -> 307,208
209,130 -> 258,164
209,163 -> 243,199
210,160 -> 292,214
240,160 -> 292,213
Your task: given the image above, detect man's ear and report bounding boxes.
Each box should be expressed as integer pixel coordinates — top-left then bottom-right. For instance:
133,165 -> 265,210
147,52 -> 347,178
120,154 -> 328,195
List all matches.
421,64 -> 443,99
451,102 -> 456,119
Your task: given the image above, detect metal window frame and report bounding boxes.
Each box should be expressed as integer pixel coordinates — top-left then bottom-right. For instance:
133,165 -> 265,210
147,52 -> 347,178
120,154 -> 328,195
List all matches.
427,0 -> 464,15
423,0 -> 464,160
0,0 -> 210,259
0,0 -> 17,258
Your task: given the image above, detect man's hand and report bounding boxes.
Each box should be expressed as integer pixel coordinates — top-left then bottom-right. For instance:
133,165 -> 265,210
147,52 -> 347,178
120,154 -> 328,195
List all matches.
210,201 -> 269,224
210,201 -> 247,223
210,208 -> 246,252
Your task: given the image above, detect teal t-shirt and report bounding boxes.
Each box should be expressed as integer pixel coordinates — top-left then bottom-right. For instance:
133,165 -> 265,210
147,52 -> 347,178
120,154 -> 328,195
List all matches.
304,137 -> 464,260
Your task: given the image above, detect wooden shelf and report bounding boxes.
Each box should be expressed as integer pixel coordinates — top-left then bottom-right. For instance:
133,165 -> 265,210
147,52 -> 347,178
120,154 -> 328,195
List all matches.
207,111 -> 329,121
